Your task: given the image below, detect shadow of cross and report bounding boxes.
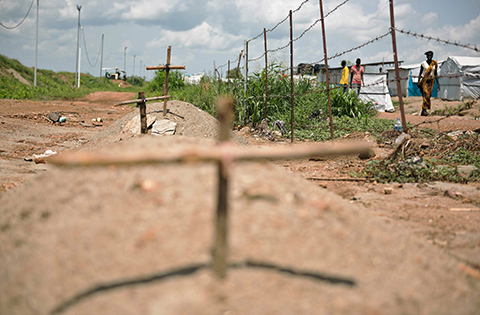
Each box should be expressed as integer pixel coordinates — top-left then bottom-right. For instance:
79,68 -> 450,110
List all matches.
48,97 -> 371,279
146,45 -> 186,117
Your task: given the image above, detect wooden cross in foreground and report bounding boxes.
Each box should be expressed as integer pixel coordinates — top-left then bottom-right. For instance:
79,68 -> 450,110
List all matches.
146,46 -> 186,117
49,98 -> 371,279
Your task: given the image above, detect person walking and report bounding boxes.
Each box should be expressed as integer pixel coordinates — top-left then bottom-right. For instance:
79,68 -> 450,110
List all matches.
350,58 -> 364,96
418,51 -> 440,116
340,60 -> 349,93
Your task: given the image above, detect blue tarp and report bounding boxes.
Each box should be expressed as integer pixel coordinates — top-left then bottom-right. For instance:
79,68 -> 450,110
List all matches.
407,70 -> 437,97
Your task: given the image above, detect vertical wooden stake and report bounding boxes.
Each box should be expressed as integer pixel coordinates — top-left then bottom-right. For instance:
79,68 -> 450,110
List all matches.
163,46 -> 172,118
319,0 -> 335,141
264,28 -> 269,120
289,10 -> 294,143
138,91 -> 147,134
227,60 -> 230,82
213,96 -> 234,279
389,0 -> 408,132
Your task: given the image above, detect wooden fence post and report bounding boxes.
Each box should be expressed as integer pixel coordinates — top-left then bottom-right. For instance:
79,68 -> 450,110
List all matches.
138,91 -> 147,134
213,96 -> 234,279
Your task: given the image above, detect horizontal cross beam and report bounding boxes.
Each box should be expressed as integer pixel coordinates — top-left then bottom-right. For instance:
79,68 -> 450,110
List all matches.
146,65 -> 186,71
114,95 -> 171,106
47,142 -> 371,167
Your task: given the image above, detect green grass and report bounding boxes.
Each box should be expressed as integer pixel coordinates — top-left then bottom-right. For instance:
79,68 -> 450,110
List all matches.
0,54 -> 143,100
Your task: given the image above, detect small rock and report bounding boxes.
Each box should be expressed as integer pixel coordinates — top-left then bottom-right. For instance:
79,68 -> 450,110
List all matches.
384,187 -> 393,194
420,142 -> 430,149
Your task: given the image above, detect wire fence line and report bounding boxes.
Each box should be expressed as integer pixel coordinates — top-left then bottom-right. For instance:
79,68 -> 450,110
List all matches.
395,28 -> 480,53
0,0 -> 35,29
247,0 -> 352,64
247,0 -> 312,43
81,28 -> 102,68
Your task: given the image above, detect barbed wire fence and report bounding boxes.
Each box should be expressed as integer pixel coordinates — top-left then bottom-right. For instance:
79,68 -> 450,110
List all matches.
208,0 -> 479,143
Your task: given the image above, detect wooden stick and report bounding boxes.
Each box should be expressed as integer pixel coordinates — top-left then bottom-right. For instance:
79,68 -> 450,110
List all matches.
145,65 -> 186,70
138,92 -> 147,134
163,46 -> 172,118
48,142 -> 371,167
213,96 -> 235,279
307,177 -> 367,182
114,95 -> 171,106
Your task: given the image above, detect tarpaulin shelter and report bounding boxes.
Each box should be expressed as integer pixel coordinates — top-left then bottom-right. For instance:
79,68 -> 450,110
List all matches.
438,56 -> 480,101
359,73 -> 394,112
387,64 -> 439,98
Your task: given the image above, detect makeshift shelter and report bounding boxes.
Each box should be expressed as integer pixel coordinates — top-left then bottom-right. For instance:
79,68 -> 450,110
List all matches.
359,73 -> 394,112
438,56 -> 480,101
387,64 -> 439,98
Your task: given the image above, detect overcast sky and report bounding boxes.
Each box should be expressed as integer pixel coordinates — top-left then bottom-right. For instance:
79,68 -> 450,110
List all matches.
1,0 -> 479,80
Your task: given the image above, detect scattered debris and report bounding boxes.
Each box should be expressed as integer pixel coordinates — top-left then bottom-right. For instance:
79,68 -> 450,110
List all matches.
384,187 -> 393,194
272,120 -> 286,135
444,190 -> 463,200
48,112 -> 66,123
25,149 -> 57,164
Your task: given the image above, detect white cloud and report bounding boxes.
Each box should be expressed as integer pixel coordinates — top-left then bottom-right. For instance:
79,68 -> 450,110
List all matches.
147,21 -> 242,52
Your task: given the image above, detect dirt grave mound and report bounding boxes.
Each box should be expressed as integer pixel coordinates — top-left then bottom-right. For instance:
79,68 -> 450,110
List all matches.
0,135 -> 479,314
80,99 -> 245,151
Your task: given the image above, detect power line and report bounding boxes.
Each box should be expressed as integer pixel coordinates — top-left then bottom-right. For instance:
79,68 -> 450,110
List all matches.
82,27 -> 102,68
0,0 -> 35,29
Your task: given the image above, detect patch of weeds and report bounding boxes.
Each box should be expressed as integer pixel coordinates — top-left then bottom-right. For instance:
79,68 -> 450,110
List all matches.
431,101 -> 474,117
363,158 -> 479,183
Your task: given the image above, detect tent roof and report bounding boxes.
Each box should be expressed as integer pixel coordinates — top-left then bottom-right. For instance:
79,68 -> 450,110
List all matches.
448,56 -> 480,66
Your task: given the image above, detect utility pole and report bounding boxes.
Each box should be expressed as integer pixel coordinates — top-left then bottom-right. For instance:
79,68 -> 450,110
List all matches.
75,5 -> 82,88
78,27 -> 82,88
99,34 -> 104,78
132,55 -> 136,85
140,60 -> 142,79
34,0 -> 39,87
124,46 -> 127,74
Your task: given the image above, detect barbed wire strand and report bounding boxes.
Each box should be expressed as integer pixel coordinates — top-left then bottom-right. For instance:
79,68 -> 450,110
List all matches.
0,0 -> 35,29
248,0 -> 352,63
82,27 -> 102,68
395,28 -> 479,53
276,30 -> 391,73
247,0 -> 312,43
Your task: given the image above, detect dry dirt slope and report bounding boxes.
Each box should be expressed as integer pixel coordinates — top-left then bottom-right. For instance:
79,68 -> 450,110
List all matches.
0,101 -> 479,315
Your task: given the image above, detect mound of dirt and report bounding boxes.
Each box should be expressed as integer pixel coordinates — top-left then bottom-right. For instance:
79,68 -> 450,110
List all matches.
0,135 -> 479,314
81,100 -> 245,151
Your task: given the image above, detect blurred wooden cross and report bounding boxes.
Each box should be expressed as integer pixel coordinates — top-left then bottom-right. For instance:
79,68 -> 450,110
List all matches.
49,98 -> 371,279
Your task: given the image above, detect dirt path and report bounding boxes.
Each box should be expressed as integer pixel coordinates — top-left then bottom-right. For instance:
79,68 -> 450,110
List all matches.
0,92 -> 479,314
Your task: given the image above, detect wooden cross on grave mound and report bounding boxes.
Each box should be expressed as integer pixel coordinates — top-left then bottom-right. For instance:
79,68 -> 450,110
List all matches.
146,45 -> 186,118
48,97 -> 371,279
113,46 -> 186,134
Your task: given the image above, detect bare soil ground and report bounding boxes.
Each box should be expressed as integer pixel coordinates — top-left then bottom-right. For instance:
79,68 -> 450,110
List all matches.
0,92 -> 479,314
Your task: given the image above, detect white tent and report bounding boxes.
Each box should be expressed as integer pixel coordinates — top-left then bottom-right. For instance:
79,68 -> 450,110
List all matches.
438,56 -> 480,101
359,73 -> 395,112
182,72 -> 205,84
387,64 -> 420,97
